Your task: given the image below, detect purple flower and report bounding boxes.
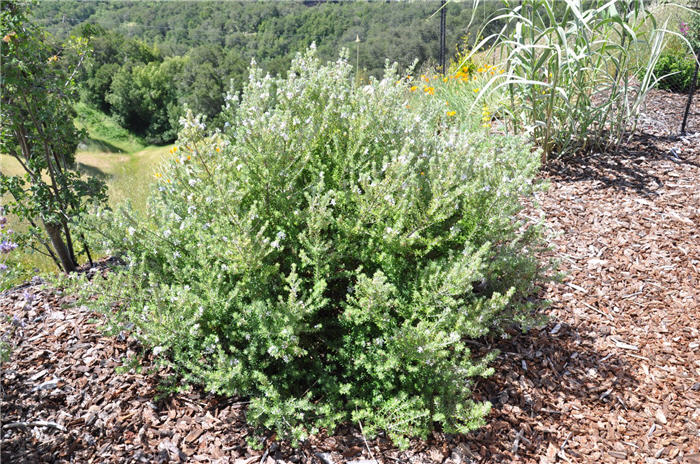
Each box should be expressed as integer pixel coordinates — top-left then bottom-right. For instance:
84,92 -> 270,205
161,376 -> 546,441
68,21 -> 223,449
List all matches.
23,290 -> 35,304
680,21 -> 689,36
0,240 -> 17,254
0,263 -> 7,271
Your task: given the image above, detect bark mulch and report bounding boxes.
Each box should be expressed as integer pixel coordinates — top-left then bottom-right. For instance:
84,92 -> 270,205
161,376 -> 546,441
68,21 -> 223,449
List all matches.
2,92 -> 699,463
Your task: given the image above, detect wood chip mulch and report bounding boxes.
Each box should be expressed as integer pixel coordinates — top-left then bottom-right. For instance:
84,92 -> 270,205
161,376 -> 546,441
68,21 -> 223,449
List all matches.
2,92 -> 699,463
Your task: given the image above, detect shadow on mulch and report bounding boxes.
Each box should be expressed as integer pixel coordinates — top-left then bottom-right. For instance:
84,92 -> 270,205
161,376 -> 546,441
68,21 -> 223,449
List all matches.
461,320 -> 637,462
543,134 -> 699,197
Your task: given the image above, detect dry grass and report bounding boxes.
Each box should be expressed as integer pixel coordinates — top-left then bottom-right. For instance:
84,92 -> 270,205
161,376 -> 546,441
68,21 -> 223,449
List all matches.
1,144 -> 172,275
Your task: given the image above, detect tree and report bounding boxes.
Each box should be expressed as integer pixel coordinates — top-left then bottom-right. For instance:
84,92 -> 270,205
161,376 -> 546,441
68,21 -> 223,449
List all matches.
0,0 -> 106,273
106,56 -> 184,144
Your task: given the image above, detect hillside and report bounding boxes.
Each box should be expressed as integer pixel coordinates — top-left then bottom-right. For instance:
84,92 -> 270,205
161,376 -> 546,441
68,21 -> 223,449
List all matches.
1,104 -> 170,277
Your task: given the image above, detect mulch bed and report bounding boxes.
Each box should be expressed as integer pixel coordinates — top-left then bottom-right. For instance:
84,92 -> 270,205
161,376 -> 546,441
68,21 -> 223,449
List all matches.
2,91 -> 699,463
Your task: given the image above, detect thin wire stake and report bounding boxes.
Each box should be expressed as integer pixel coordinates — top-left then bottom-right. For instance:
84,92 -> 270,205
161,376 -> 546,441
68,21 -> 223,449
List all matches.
680,56 -> 699,135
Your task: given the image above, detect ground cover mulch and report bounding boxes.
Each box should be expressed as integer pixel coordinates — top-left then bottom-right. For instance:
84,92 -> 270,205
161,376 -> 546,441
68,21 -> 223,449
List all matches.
1,91 -> 699,463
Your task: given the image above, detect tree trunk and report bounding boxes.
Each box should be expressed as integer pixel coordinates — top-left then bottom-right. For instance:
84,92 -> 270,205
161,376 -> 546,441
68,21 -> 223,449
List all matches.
43,221 -> 77,273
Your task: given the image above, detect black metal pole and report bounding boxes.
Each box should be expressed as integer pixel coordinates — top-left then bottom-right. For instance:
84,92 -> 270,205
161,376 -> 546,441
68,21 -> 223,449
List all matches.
439,0 -> 446,73
680,56 -> 699,135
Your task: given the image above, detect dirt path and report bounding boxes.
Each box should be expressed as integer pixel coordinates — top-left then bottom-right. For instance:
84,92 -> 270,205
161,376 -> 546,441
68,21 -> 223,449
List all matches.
2,107 -> 699,463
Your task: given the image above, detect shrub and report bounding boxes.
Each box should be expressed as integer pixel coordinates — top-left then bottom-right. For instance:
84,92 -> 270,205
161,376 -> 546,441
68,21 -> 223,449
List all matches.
653,50 -> 699,92
77,48 -> 546,447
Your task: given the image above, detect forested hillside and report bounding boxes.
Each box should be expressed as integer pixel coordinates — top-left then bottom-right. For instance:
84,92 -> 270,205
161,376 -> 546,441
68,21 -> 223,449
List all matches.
32,1 -> 500,144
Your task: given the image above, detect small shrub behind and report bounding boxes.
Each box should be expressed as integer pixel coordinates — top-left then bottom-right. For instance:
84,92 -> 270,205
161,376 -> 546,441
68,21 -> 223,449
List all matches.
653,50 -> 699,92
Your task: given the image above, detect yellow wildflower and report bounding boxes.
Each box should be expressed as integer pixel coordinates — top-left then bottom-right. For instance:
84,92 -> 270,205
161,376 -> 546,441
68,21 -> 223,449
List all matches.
3,32 -> 16,43
215,147 -> 221,152
447,111 -> 456,117
154,172 -> 162,179
473,88 -> 479,93
410,85 -> 418,92
48,55 -> 58,63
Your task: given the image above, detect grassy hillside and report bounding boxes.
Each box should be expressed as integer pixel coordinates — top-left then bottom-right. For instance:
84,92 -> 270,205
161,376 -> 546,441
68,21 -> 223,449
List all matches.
1,105 -> 171,277
74,102 -> 148,154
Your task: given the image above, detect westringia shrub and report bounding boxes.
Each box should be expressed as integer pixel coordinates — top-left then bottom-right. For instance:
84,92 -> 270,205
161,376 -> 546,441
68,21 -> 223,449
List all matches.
77,48 -> 546,447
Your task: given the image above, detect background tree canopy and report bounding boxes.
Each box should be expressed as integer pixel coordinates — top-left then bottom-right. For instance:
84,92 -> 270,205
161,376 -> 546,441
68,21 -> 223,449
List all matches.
32,0 -> 502,144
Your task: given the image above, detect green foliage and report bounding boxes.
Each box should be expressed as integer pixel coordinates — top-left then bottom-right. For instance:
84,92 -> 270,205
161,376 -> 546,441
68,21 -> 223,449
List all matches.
33,1 -> 494,144
469,0 -> 667,160
681,12 -> 700,53
0,0 -> 107,273
74,102 -> 146,153
653,49 -> 699,92
76,48 -> 547,446
106,57 -> 185,145
79,26 -> 162,112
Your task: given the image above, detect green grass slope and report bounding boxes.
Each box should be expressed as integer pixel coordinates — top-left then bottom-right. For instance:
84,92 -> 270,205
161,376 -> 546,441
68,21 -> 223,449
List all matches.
1,104 -> 172,277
